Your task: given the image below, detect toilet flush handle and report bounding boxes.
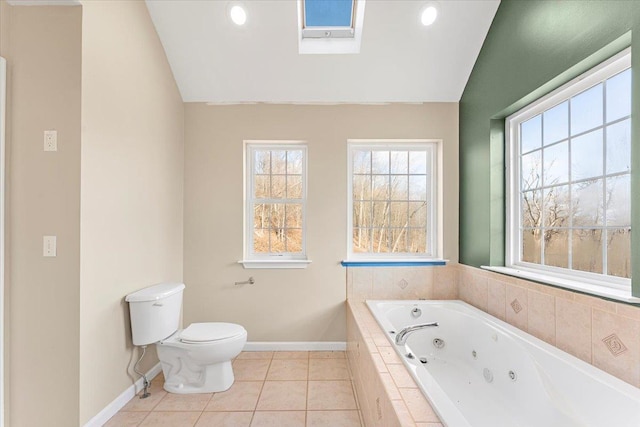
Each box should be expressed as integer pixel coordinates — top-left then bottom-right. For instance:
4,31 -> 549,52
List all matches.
153,302 -> 163,307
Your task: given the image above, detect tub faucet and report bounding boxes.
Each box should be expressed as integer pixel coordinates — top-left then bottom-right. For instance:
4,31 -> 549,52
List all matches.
395,322 -> 439,345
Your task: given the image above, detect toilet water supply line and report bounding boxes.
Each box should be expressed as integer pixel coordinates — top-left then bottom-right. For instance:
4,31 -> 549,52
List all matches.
134,345 -> 151,399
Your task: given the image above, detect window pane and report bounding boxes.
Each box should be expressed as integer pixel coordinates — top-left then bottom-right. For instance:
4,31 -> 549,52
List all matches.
271,229 -> 286,253
408,228 -> 427,253
372,229 -> 391,253
521,115 -> 542,153
409,175 -> 427,201
389,202 -> 408,226
287,150 -> 303,174
606,175 -> 630,226
287,175 -> 303,199
606,119 -> 631,174
543,185 -> 569,228
390,175 -> 408,200
372,151 -> 389,174
390,151 -> 408,174
607,228 -> 631,278
606,69 -> 631,122
304,0 -> 353,27
571,84 -> 603,135
522,190 -> 542,228
254,150 -> 270,174
572,179 -> 604,226
543,141 -> 569,185
253,229 -> 270,253
254,175 -> 270,198
353,201 -> 371,228
409,151 -> 427,174
271,175 -> 286,198
572,229 -> 603,274
253,203 -> 269,229
353,228 -> 371,253
522,230 -> 541,264
372,175 -> 389,200
285,229 -> 303,253
408,201 -> 427,227
271,150 -> 287,174
571,129 -> 603,181
270,204 -> 286,229
543,101 -> 568,145
286,204 -> 303,228
390,228 -> 408,253
521,150 -> 542,191
353,151 -> 371,174
544,229 -> 568,268
372,201 -> 389,227
353,175 -> 371,201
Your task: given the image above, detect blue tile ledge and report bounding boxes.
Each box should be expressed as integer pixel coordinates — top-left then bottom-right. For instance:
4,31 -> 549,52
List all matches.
341,259 -> 448,267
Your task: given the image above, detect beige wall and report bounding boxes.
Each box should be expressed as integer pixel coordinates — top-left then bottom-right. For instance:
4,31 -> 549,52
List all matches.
78,1 -> 184,424
184,104 -> 458,342
0,4 -> 82,426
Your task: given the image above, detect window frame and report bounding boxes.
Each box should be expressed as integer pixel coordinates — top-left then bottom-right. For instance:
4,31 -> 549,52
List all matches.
347,139 -> 440,260
505,48 -> 632,293
297,0 -> 366,54
243,141 -> 309,267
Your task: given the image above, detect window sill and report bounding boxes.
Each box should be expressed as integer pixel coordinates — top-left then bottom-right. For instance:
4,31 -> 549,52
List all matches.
239,260 -> 312,269
341,259 -> 448,267
482,266 -> 640,304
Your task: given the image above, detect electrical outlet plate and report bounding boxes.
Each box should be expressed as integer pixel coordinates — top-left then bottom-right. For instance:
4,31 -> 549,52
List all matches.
44,130 -> 57,151
43,235 -> 56,257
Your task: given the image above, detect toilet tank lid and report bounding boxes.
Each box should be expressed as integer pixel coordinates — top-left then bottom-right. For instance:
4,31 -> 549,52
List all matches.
125,282 -> 185,303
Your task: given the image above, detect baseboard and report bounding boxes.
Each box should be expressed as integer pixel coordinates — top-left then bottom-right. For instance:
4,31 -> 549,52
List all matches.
243,341 -> 347,351
83,362 -> 162,427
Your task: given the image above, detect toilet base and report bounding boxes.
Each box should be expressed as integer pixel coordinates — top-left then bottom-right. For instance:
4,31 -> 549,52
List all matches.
162,360 -> 235,394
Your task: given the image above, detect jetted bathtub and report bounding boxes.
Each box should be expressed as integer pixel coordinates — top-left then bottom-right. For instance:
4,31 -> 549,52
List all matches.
367,300 -> 640,427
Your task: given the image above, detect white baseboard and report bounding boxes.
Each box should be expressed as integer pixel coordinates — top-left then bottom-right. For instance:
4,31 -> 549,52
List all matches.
243,341 -> 346,351
83,362 -> 162,427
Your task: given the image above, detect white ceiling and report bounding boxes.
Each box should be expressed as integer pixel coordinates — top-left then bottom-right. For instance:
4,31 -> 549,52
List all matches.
146,0 -> 500,104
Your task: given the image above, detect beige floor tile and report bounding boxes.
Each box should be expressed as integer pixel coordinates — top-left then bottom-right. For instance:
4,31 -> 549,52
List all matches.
309,351 -> 346,359
139,411 -> 201,427
307,381 -> 357,410
121,389 -> 167,412
236,351 -> 274,360
273,351 -> 309,359
104,411 -> 149,427
154,392 -> 212,411
306,410 -> 361,426
195,411 -> 253,427
267,359 -> 309,380
233,359 -> 271,381
250,411 -> 306,427
256,381 -> 308,410
308,358 -> 350,380
205,381 -> 263,411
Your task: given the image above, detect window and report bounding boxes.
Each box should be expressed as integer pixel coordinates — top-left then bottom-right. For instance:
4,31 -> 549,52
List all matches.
348,141 -> 438,259
506,49 -> 631,291
297,0 -> 366,54
243,142 -> 309,268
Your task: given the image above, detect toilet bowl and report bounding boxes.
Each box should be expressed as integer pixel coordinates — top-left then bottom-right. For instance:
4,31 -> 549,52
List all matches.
125,283 -> 247,395
156,322 -> 247,393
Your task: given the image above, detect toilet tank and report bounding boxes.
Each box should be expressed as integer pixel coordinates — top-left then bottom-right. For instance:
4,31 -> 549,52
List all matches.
125,282 -> 185,346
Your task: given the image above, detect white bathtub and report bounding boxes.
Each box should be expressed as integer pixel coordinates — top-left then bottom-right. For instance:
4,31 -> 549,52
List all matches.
367,300 -> 640,427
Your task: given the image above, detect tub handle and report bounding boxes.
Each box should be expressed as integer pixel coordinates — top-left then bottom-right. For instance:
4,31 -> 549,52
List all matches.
235,277 -> 255,286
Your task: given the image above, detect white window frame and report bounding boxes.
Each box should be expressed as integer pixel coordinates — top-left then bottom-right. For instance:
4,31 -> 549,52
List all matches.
504,48 -> 632,297
240,141 -> 311,269
347,139 -> 441,260
297,0 -> 366,54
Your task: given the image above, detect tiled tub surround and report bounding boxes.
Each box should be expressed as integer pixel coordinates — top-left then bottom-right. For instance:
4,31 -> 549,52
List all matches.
346,263 -> 640,425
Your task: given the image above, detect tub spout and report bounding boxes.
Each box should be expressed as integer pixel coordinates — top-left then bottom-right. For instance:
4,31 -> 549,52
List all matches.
395,322 -> 439,345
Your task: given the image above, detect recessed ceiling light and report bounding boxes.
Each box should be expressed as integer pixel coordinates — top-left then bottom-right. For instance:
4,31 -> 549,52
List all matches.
421,5 -> 438,26
229,4 -> 247,26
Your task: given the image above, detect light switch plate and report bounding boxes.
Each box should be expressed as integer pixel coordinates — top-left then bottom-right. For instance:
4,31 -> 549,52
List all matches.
44,130 -> 57,151
43,236 -> 57,257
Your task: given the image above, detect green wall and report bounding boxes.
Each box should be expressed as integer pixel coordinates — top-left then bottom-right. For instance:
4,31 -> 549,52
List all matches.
459,0 -> 640,294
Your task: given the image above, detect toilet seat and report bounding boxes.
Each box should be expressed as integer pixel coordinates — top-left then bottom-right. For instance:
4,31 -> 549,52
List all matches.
179,322 -> 245,344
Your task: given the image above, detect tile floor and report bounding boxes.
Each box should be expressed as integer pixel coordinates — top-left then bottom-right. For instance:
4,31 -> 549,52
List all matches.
106,351 -> 363,427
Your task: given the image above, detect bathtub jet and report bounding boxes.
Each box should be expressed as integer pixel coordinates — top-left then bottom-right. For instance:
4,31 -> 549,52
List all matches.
394,322 -> 439,345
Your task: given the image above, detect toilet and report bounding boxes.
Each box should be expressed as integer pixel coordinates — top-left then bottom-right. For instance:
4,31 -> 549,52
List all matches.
125,282 -> 247,394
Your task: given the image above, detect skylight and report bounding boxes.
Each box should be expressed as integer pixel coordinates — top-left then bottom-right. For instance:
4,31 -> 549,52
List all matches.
297,0 -> 366,54
303,0 -> 354,38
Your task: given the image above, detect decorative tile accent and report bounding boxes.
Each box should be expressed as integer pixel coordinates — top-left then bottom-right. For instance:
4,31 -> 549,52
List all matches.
602,334 -> 628,357
510,299 -> 523,314
397,278 -> 408,289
